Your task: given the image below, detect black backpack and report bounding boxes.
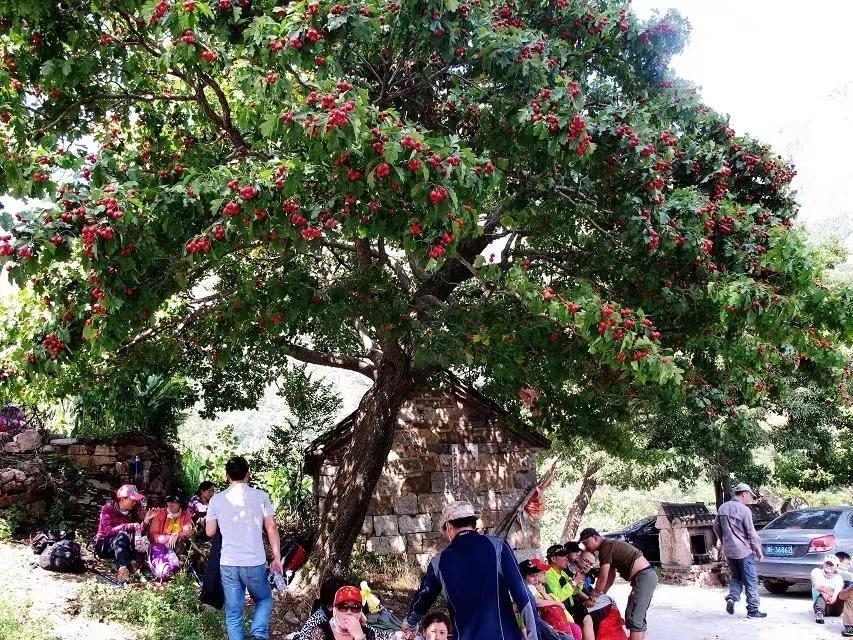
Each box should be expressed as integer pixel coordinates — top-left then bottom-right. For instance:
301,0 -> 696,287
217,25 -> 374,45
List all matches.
37,539 -> 85,573
31,530 -> 73,555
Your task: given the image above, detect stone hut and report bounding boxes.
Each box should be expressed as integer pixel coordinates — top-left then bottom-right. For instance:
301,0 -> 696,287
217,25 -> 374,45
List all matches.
305,377 -> 550,568
656,502 -> 717,568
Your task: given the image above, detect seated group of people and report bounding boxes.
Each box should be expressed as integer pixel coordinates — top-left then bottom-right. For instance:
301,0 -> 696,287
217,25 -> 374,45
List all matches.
93,481 -> 215,583
293,579 -> 450,640
520,542 -> 623,640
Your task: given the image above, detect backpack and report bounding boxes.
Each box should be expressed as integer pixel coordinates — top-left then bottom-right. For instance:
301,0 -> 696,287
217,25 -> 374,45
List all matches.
31,530 -> 73,555
37,539 -> 85,573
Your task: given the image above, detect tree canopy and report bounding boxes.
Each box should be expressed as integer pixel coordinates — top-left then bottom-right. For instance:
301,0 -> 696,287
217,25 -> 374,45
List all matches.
1,0 -> 852,574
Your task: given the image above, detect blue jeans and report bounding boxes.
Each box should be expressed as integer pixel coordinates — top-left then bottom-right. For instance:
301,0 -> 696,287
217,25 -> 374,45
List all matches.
220,564 -> 273,640
727,554 -> 760,613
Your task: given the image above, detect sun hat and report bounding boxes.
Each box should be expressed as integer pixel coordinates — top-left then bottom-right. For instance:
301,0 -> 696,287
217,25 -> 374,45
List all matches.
439,500 -> 480,529
733,482 -> 758,498
333,585 -> 363,606
116,484 -> 144,501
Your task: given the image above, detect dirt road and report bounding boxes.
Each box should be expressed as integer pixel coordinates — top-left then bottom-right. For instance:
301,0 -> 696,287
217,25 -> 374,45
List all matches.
610,581 -> 841,640
0,540 -> 134,640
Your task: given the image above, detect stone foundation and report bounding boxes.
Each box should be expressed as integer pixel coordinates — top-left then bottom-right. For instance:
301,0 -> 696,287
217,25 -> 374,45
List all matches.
0,431 -> 182,520
659,563 -> 727,588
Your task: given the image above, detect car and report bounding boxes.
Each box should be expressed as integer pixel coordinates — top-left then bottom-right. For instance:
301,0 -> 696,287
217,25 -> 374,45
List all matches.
757,506 -> 853,594
603,516 -> 661,564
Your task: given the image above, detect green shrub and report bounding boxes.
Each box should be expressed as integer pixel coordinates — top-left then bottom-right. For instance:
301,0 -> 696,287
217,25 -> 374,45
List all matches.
0,590 -> 58,640
80,573 -> 225,640
0,504 -> 26,540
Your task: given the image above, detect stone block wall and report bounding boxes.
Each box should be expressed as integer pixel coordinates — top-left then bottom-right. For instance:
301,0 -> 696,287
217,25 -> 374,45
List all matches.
0,431 -> 182,518
316,392 -> 543,567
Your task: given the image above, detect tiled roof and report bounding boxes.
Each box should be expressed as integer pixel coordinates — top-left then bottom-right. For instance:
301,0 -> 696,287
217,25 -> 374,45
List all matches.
660,502 -> 711,521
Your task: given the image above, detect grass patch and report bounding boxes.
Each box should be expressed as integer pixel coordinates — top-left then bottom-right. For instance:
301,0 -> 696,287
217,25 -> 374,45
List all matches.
80,573 -> 225,640
0,590 -> 58,640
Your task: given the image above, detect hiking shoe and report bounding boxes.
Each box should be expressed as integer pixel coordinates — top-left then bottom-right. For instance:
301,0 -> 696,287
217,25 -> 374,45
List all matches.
842,625 -> 853,637
725,598 -> 735,615
116,566 -> 129,583
815,610 -> 825,624
747,610 -> 768,619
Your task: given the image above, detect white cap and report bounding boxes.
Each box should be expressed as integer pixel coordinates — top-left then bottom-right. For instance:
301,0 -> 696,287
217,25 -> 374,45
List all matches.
824,554 -> 840,567
439,500 -> 480,529
733,482 -> 758,498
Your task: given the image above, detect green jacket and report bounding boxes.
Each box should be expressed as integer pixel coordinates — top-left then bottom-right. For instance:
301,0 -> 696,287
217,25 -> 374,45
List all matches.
544,566 -> 577,605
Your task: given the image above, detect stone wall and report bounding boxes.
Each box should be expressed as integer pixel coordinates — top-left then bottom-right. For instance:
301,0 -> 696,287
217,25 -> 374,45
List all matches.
316,392 -> 543,568
0,431 -> 182,519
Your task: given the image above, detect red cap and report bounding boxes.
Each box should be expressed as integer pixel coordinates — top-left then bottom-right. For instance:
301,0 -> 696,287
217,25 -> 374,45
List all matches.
116,484 -> 144,501
531,558 -> 549,572
334,586 -> 363,606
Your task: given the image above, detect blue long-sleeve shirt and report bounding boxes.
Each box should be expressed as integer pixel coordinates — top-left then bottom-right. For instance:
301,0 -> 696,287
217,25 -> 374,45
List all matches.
405,530 -> 539,640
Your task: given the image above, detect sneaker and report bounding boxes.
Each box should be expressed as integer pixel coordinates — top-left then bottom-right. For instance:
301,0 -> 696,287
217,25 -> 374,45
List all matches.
725,598 -> 735,615
747,610 -> 768,619
842,625 -> 853,637
815,610 -> 825,624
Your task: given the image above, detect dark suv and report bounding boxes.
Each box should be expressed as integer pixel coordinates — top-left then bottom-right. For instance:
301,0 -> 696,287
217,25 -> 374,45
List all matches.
603,516 -> 661,564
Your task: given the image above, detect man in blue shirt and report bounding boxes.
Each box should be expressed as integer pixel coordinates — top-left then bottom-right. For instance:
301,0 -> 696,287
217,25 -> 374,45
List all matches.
401,500 -> 539,640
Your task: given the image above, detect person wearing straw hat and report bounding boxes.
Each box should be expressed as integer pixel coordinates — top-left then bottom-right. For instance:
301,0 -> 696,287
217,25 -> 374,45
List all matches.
712,482 -> 767,619
401,500 -> 539,640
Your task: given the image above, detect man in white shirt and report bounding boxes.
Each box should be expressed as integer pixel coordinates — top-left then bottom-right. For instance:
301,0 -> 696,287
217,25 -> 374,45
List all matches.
812,554 -> 844,625
207,456 -> 282,640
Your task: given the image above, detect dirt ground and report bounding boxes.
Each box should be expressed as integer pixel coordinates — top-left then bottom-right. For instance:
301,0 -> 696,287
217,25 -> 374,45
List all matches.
0,540 -> 134,640
609,580 -> 843,640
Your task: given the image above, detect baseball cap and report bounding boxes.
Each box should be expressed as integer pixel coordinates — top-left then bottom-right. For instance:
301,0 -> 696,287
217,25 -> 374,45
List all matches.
733,482 -> 758,498
439,500 -> 480,529
563,541 -> 581,554
333,585 -> 363,606
116,484 -> 144,501
165,495 -> 182,505
518,558 -> 549,575
578,528 -> 600,543
824,554 -> 840,567
546,544 -> 568,559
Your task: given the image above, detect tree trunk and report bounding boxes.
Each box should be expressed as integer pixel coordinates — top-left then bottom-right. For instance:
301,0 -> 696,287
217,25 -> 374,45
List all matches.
313,347 -> 414,582
561,459 -> 603,541
713,473 -> 731,509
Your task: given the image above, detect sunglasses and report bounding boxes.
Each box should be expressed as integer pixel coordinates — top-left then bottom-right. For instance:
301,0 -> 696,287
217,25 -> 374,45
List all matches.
335,603 -> 362,613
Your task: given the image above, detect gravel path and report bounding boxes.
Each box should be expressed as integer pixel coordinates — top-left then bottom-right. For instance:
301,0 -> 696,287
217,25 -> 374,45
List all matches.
0,540 -> 135,640
609,580 -> 842,640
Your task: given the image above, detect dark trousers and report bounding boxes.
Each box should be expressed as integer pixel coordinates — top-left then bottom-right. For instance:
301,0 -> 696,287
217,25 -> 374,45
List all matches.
815,594 -> 844,617
200,531 -> 225,609
94,532 -> 133,569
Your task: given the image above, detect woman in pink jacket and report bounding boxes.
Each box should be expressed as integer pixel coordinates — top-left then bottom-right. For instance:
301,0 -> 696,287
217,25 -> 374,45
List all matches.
147,495 -> 192,581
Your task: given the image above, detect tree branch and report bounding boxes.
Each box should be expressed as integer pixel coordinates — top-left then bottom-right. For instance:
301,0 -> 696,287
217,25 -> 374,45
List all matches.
282,342 -> 376,379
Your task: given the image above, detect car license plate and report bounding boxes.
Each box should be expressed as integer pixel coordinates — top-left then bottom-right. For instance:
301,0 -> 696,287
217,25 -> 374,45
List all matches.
765,544 -> 793,557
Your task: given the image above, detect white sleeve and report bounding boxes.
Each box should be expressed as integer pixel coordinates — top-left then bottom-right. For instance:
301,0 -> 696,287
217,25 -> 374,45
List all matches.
206,495 -> 219,521
261,492 -> 274,518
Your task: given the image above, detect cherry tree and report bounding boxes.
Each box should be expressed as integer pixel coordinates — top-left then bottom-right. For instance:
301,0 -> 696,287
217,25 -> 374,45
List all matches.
1,0 -> 851,577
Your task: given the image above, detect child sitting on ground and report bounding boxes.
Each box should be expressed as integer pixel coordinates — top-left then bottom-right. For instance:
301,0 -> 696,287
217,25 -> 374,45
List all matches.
520,558 -> 586,640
